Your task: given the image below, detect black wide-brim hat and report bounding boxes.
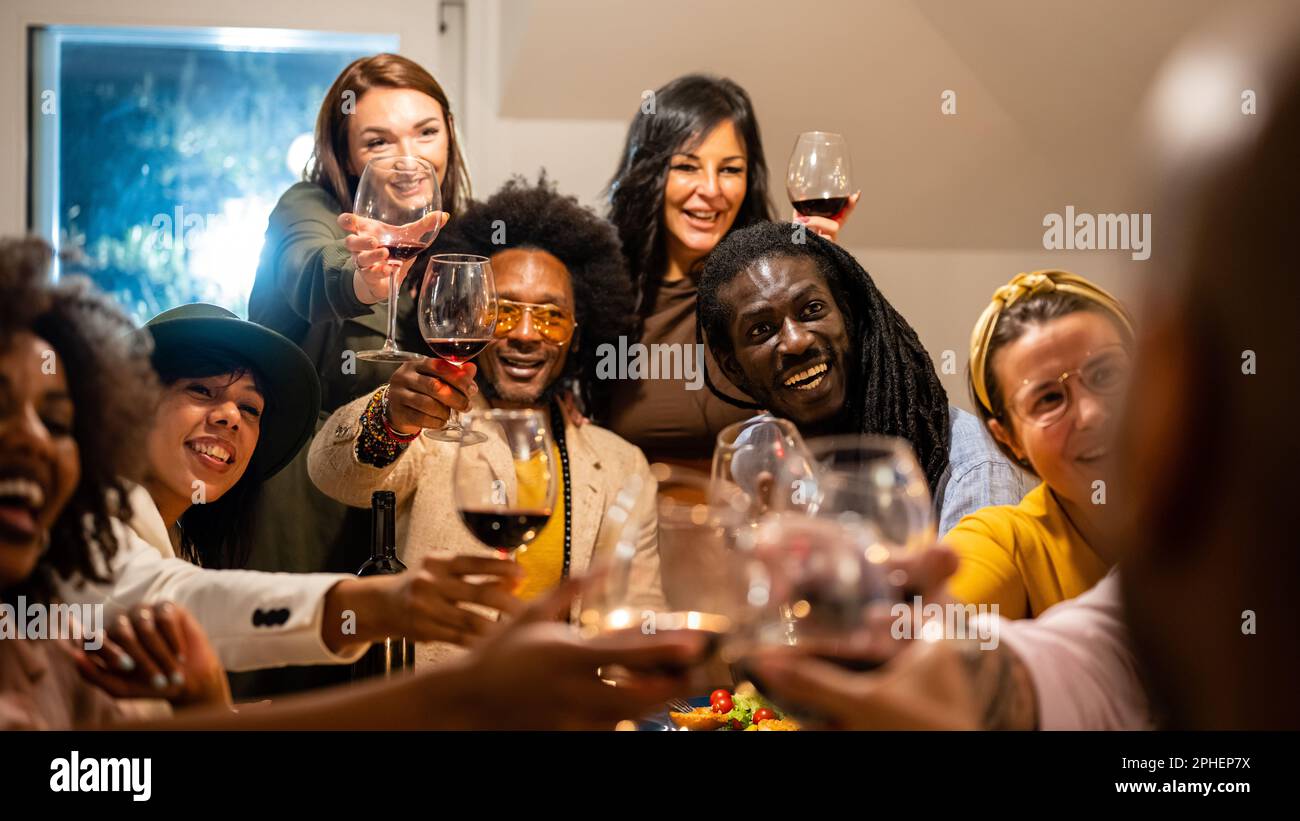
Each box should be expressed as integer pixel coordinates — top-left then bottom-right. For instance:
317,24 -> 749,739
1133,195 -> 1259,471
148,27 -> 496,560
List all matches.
144,304 -> 320,481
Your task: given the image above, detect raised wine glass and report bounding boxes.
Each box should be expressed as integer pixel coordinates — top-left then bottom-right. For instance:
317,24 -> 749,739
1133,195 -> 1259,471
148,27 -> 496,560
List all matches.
730,510 -> 897,728
786,132 -> 853,221
353,155 -> 442,362
774,434 -> 935,553
417,254 -> 498,443
453,409 -> 556,565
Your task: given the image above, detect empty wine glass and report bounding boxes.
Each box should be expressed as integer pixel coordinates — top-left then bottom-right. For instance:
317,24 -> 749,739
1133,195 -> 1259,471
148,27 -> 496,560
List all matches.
353,155 -> 443,362
709,415 -> 816,521
581,465 -> 754,644
775,434 -> 935,553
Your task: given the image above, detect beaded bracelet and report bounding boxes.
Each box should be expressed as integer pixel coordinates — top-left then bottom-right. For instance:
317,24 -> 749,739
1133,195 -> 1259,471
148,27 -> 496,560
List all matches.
355,385 -> 415,468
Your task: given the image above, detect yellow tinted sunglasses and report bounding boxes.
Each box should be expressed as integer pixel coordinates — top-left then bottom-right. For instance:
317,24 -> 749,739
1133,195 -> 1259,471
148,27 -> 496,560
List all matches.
494,299 -> 576,344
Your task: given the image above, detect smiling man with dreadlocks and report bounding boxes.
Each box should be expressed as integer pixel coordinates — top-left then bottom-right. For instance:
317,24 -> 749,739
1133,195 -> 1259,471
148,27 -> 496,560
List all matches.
697,221 -> 1029,535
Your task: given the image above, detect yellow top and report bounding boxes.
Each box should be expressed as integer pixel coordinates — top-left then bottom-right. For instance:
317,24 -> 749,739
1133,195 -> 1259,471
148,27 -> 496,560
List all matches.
943,483 -> 1111,619
512,444 -> 565,601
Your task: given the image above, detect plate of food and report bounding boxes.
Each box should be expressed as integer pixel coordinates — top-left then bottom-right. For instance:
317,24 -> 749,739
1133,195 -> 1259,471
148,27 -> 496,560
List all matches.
638,687 -> 801,731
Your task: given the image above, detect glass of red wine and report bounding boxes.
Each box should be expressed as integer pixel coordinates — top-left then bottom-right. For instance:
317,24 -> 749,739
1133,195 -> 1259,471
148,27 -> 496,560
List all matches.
786,131 -> 853,222
353,155 -> 443,362
417,253 -> 497,443
733,512 -> 897,725
452,409 -> 556,564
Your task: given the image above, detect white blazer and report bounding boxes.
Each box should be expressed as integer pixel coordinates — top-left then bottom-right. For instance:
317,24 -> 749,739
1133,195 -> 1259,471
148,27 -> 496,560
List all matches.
52,484 -> 365,672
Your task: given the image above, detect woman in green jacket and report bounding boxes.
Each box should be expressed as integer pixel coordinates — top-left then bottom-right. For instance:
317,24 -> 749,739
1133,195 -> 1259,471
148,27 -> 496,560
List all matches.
241,53 -> 475,696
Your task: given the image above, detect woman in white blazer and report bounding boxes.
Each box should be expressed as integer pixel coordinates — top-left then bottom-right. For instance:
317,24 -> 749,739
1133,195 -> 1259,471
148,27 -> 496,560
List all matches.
54,303 -> 499,684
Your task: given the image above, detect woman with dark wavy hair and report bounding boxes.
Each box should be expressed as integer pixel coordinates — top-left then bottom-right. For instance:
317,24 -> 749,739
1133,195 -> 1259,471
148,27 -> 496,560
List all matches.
603,74 -> 856,466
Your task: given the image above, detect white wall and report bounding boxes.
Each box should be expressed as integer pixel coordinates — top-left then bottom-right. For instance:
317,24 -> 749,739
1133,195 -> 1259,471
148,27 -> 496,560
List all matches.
1,0 -> 1157,414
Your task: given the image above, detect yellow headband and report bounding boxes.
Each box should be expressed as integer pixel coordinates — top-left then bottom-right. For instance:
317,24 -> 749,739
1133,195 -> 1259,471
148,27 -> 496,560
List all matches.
969,269 -> 1135,415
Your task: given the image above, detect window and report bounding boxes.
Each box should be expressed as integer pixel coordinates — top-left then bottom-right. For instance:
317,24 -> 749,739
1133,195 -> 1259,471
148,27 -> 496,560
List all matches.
30,26 -> 399,322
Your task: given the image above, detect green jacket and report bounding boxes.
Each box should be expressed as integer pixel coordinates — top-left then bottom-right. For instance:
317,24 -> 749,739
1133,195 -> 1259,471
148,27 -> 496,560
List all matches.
237,181 -> 411,697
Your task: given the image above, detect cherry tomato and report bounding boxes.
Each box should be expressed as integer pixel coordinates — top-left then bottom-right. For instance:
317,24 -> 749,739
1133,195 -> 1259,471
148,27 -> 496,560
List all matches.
711,695 -> 733,714
753,708 -> 776,724
709,689 -> 731,706
730,719 -> 743,730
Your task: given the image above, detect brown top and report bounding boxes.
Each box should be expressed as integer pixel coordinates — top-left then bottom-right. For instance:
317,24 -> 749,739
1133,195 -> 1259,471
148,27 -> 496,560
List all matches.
606,275 -> 756,465
0,636 -> 123,730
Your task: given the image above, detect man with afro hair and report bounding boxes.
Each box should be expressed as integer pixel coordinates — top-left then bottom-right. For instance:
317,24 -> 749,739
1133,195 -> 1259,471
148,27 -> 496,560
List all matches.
309,175 -> 665,666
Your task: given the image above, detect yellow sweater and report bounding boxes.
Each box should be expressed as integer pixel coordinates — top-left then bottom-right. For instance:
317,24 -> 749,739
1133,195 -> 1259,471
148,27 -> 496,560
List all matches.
943,483 -> 1110,619
512,445 -> 565,601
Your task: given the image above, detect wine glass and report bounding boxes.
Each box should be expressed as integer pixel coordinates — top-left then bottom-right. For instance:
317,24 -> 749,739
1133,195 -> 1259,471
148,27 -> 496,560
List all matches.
453,409 -> 556,565
734,511 -> 896,724
775,434 -> 935,553
353,155 -> 443,362
786,132 -> 853,221
709,415 -> 816,519
417,254 -> 498,443
580,465 -> 757,689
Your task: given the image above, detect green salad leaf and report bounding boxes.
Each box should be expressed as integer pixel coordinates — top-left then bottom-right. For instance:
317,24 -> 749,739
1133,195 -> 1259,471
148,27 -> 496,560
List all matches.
722,692 -> 779,729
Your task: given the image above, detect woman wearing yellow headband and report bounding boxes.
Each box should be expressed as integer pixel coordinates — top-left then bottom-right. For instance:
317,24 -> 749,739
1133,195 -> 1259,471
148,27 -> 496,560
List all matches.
943,270 -> 1135,619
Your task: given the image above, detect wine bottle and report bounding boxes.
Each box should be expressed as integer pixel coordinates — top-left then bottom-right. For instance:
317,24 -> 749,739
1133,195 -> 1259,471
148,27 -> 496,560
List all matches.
351,490 -> 414,681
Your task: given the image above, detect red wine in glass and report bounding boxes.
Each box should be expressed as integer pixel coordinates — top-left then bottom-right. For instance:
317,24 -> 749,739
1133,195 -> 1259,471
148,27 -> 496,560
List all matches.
787,132 -> 853,225
417,254 -> 498,442
792,196 -> 850,219
458,508 -> 552,552
424,337 -> 492,366
384,243 -> 426,261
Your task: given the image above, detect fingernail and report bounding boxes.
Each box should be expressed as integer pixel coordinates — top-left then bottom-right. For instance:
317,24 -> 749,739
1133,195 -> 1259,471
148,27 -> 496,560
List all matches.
151,673 -> 168,691
170,670 -> 186,687
117,654 -> 135,672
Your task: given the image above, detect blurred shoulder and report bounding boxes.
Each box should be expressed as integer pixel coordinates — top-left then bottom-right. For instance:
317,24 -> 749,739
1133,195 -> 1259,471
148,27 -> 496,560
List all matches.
271,182 -> 343,221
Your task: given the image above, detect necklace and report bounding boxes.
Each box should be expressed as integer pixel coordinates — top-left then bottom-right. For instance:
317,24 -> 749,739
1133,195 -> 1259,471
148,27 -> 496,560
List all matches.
549,402 -> 573,579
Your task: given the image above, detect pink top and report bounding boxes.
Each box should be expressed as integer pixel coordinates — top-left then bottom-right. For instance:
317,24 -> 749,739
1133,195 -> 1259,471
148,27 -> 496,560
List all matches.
992,571 -> 1153,729
0,636 -> 123,730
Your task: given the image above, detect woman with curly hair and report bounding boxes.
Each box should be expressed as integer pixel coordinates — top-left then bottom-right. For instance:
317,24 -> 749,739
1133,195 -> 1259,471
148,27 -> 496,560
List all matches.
309,175 -> 666,666
0,236 -> 707,729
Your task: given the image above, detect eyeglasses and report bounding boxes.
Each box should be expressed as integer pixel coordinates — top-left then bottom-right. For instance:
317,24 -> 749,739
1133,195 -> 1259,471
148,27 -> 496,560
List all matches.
493,299 -> 576,345
1007,345 -> 1132,428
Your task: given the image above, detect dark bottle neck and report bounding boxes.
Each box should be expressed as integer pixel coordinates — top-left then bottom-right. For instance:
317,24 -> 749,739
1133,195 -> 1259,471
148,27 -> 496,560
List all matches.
370,497 -> 397,561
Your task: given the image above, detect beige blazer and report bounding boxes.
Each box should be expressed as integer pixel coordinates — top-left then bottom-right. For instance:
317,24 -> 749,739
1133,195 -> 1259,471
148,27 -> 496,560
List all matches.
307,393 -> 665,666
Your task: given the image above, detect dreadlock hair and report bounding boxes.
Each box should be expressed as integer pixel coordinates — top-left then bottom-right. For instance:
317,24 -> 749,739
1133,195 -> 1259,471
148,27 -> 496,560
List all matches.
697,221 -> 952,494
0,237 -> 159,603
420,173 -> 635,423
605,74 -> 774,323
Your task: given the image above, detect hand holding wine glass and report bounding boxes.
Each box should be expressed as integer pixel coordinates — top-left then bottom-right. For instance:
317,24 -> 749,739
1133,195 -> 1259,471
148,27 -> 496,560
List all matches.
786,131 -> 860,242
340,210 -> 448,303
418,254 -> 498,442
351,155 -> 445,362
383,356 -> 478,435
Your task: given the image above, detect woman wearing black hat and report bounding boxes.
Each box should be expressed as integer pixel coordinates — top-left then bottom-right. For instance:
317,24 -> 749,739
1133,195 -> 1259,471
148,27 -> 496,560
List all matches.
139,303 -> 321,567
54,303 -> 486,680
